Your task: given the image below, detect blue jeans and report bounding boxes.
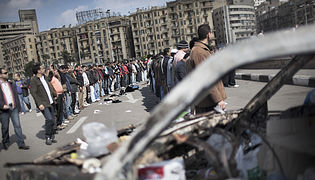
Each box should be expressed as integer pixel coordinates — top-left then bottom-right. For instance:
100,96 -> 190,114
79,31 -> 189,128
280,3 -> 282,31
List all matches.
18,94 -> 26,113
0,107 -> 25,147
41,106 -> 55,139
115,75 -> 121,89
100,81 -> 105,96
94,82 -> 100,100
160,86 -> 165,100
65,93 -> 72,117
23,96 -> 31,110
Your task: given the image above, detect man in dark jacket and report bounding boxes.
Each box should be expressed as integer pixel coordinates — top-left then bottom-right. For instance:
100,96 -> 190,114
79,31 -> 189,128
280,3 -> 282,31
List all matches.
92,65 -> 101,101
0,68 -> 29,150
30,64 -> 57,145
175,53 -> 190,84
67,66 -> 79,114
75,65 -> 84,110
13,73 -> 31,114
86,66 -> 97,102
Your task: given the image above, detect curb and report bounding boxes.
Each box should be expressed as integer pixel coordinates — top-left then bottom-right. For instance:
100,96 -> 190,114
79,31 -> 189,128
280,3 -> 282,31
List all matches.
235,73 -> 315,88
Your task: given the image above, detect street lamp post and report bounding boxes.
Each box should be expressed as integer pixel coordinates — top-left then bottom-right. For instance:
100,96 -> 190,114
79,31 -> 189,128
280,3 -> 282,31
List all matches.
222,0 -> 229,45
106,10 -> 115,62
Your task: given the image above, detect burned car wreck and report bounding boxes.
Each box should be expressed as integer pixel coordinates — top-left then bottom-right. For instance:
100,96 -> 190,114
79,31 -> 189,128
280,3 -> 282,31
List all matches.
6,24 -> 315,180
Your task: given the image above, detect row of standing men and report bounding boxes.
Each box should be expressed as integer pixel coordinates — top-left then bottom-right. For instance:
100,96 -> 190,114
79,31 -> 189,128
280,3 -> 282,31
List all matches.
0,60 -> 149,149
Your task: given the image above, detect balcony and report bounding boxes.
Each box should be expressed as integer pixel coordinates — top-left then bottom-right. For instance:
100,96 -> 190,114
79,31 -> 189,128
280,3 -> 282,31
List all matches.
201,3 -> 213,9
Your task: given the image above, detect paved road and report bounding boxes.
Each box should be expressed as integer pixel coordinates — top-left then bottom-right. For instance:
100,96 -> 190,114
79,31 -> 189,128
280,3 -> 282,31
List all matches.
0,80 -> 312,179
237,69 -> 315,77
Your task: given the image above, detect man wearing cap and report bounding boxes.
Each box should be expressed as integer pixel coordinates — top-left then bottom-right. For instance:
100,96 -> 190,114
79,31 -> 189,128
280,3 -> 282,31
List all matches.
174,40 -> 189,66
173,41 -> 189,86
190,24 -> 227,114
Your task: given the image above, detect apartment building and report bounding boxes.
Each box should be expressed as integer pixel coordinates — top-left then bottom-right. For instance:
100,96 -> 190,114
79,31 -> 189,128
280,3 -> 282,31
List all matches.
0,9 -> 39,68
36,26 -> 77,65
2,34 -> 37,76
256,0 -> 315,33
76,16 -> 134,64
213,2 -> 256,46
130,6 -> 169,57
130,0 -> 214,58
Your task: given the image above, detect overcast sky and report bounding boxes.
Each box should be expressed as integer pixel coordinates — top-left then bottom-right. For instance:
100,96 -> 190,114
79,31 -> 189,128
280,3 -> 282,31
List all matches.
0,0 -> 170,32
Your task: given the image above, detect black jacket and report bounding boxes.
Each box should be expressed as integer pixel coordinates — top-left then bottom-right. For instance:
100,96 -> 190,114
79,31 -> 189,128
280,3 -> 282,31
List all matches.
30,75 -> 57,108
175,60 -> 187,84
75,70 -> 84,87
86,71 -> 97,85
21,79 -> 30,97
66,73 -> 79,93
0,81 -> 21,113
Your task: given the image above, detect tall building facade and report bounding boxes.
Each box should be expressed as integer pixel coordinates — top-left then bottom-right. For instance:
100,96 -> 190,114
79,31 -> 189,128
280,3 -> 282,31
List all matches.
256,0 -> 315,33
130,0 -> 215,58
76,16 -> 134,64
130,6 -> 169,57
0,9 -> 39,68
213,2 -> 256,46
18,9 -> 39,34
2,34 -> 37,76
36,27 -> 78,65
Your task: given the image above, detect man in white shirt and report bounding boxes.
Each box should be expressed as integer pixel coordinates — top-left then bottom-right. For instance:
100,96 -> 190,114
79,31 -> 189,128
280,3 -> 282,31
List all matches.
82,65 -> 90,107
0,68 -> 29,150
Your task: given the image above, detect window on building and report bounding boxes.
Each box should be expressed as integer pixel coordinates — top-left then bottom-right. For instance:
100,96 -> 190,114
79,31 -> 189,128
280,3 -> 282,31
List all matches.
28,38 -> 31,42
57,46 -> 59,50
178,5 -> 181,10
143,44 -> 146,49
195,2 -> 198,7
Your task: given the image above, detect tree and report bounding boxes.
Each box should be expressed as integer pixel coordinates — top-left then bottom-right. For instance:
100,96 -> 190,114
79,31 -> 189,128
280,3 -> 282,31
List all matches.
61,50 -> 75,65
41,54 -> 50,66
24,61 -> 35,78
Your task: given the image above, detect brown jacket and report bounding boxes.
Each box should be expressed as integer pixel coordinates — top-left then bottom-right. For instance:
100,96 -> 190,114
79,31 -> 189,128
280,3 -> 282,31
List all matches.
30,75 -> 57,108
190,41 -> 226,108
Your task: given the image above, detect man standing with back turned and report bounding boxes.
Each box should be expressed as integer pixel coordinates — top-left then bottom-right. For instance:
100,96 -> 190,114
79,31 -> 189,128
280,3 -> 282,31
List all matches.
190,24 -> 227,114
30,64 -> 57,145
0,68 -> 29,150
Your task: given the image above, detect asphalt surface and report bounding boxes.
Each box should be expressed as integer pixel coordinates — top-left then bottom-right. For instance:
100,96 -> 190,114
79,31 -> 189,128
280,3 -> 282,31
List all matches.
236,69 -> 315,77
0,80 -> 313,179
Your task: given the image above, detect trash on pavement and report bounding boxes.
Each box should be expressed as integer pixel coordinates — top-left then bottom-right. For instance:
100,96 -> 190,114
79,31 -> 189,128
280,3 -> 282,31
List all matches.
138,158 -> 186,180
93,110 -> 101,114
81,122 -> 118,158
